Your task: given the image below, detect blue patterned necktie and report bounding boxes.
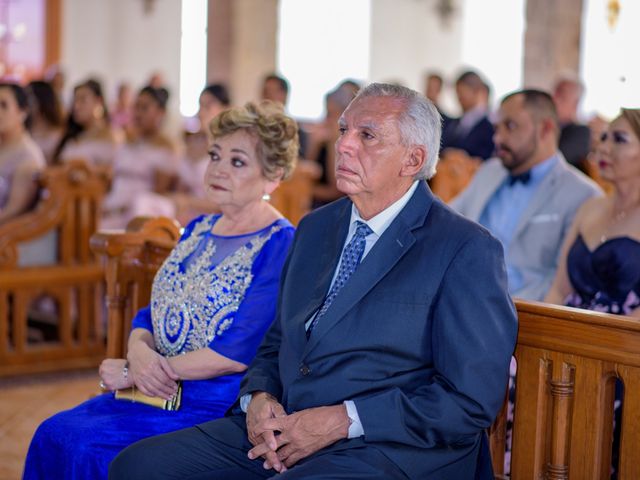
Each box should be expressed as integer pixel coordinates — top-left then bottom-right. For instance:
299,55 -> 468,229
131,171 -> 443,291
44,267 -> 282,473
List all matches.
307,221 -> 373,338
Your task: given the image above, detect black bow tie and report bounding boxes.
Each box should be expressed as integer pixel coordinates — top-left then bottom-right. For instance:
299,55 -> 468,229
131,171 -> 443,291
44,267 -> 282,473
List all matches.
508,171 -> 531,186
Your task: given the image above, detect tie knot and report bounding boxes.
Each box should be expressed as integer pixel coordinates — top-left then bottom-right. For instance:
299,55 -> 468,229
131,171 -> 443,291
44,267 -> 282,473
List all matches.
508,170 -> 531,186
354,221 -> 373,238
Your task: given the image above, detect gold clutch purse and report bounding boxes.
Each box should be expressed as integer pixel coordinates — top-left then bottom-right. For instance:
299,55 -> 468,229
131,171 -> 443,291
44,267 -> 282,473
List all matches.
115,382 -> 182,411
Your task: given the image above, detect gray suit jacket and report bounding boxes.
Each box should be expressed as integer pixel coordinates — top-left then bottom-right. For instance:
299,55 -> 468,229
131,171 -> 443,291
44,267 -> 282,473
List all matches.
450,154 -> 602,300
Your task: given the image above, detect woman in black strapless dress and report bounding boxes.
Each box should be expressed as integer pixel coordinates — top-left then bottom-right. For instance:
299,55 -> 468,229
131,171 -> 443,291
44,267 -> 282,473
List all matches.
546,108 -> 640,317
545,108 -> 640,479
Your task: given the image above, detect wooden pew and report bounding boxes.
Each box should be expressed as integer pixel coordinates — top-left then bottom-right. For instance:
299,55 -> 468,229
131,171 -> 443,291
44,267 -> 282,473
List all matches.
90,217 -> 181,359
490,300 -> 640,479
0,160 -> 110,376
270,161 -> 319,226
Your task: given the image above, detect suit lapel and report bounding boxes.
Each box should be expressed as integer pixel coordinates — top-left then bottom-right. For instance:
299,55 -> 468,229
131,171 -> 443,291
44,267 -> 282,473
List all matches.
291,201 -> 350,349
303,182 -> 433,357
511,158 -> 564,240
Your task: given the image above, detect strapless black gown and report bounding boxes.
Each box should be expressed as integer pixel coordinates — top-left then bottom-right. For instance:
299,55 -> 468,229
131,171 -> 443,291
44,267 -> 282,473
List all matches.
565,234 -> 640,315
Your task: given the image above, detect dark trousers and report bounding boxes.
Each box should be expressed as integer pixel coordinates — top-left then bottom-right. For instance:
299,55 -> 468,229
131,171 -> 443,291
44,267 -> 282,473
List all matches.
109,415 -> 408,480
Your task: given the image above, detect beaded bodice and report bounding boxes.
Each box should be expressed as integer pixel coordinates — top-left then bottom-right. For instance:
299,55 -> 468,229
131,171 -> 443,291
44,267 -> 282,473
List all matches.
151,216 -> 282,356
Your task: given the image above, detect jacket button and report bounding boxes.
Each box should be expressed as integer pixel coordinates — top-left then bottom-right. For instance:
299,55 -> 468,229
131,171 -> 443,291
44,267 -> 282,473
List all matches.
299,364 -> 311,376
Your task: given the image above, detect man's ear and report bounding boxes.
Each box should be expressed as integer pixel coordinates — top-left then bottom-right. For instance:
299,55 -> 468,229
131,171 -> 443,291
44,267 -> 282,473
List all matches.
540,117 -> 557,140
400,145 -> 426,178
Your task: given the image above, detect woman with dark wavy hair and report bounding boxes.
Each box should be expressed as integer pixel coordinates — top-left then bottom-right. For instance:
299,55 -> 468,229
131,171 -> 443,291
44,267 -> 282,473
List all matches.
52,78 -> 120,166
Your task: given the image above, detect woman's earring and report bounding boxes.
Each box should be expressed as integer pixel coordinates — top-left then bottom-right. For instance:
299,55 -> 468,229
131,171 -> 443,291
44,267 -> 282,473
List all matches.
262,193 -> 271,201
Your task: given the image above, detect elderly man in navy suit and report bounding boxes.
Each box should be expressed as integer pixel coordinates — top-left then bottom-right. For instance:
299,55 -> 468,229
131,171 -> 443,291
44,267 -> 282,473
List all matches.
110,83 -> 517,480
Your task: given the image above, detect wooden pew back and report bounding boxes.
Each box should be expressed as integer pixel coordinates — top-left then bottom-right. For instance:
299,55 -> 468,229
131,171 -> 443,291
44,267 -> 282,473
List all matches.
270,163 -> 318,225
490,300 -> 640,479
90,217 -> 181,359
0,160 -> 110,376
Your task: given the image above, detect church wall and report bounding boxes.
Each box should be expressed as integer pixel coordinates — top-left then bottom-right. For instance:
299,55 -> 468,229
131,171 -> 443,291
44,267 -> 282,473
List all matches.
61,0 -> 182,110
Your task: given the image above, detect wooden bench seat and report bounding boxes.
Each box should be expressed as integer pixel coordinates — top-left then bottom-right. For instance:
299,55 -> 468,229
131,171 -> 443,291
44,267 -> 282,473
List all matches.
490,300 -> 640,479
0,160 -> 110,376
90,220 -> 639,478
90,217 -> 181,359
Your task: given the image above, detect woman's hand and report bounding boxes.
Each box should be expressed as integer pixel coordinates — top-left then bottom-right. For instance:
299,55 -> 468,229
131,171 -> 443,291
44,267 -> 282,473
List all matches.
127,340 -> 179,399
99,358 -> 134,391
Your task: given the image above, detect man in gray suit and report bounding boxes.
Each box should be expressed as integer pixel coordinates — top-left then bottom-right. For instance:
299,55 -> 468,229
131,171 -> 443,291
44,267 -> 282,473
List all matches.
451,89 -> 602,301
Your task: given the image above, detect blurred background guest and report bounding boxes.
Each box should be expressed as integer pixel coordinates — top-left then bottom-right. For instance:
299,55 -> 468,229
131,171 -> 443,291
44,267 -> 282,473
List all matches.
307,83 -> 357,207
100,85 -> 179,229
440,69 -> 494,161
174,83 -> 231,224
424,71 -> 451,124
52,79 -> 120,167
552,74 -> 591,173
260,73 -> 308,159
0,83 -> 45,225
27,80 -> 64,164
110,81 -> 134,136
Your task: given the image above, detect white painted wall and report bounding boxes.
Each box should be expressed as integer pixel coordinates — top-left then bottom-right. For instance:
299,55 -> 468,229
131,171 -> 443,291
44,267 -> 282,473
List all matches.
369,0 -> 465,114
61,0 -> 182,112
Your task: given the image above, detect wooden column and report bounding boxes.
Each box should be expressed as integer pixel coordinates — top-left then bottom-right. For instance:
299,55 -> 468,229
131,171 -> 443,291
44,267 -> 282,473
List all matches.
207,0 -> 233,86
523,0 -> 584,90
44,0 -> 63,68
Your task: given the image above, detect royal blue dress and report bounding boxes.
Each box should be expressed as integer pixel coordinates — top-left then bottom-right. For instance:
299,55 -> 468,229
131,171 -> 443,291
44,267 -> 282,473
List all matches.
23,214 -> 294,480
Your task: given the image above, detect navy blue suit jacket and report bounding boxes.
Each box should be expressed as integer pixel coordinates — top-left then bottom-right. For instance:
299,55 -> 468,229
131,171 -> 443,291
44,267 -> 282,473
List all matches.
237,181 -> 517,479
441,116 -> 495,160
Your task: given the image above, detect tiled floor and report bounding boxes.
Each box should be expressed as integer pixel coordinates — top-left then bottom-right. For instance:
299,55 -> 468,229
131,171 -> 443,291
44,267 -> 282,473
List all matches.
0,369 -> 98,480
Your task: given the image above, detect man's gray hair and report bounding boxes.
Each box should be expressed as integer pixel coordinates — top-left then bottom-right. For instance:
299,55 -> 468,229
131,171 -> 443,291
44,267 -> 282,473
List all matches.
353,83 -> 442,179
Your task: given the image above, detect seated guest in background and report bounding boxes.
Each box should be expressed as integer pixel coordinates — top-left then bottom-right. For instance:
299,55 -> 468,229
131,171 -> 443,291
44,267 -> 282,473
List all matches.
545,108 -> 640,316
27,80 -> 64,164
0,83 -> 46,224
173,83 -> 231,223
451,89 -> 602,301
552,74 -> 591,173
23,101 -> 299,480
424,71 -> 451,124
101,86 -> 179,228
452,89 -> 602,474
440,69 -> 494,160
308,83 -> 356,207
110,81 -> 134,137
52,79 -> 120,167
260,73 -> 308,158
432,70 -> 494,201
111,83 -> 516,480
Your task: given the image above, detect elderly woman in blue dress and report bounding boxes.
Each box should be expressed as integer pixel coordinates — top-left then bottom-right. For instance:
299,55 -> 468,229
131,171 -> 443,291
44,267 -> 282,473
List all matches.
23,101 -> 299,480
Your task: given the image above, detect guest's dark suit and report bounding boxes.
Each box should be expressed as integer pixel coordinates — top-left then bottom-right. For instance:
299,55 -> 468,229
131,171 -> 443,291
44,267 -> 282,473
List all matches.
441,116 -> 495,160
110,182 -> 517,479
559,122 -> 591,171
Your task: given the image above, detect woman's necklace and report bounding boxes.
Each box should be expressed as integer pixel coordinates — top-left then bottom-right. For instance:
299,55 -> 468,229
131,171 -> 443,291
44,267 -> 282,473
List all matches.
600,200 -> 638,243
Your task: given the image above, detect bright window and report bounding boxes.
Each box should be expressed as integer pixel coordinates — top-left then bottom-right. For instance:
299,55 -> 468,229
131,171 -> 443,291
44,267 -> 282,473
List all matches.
460,0 -> 526,108
277,0 -> 371,121
179,0 -> 208,117
581,0 -> 640,119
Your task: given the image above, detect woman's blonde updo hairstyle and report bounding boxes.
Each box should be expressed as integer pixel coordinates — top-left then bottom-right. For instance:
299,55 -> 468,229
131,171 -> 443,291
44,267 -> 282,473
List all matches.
209,101 -> 299,180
